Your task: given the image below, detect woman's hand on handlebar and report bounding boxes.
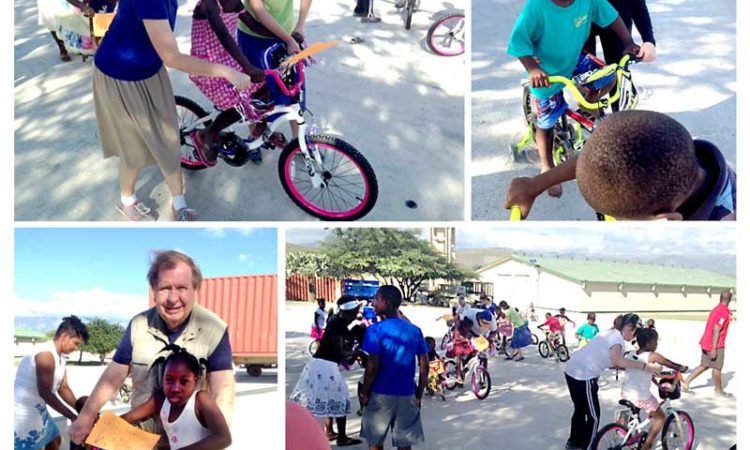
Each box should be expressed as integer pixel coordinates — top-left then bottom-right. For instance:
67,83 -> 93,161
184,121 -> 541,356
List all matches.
224,67 -> 253,90
528,68 -> 550,88
637,42 -> 656,62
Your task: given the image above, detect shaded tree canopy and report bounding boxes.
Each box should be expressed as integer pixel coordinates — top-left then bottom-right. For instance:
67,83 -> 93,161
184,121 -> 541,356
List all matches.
78,318 -> 125,363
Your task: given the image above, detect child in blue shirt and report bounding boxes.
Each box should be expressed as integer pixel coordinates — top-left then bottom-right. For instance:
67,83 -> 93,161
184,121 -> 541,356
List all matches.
508,0 -> 641,197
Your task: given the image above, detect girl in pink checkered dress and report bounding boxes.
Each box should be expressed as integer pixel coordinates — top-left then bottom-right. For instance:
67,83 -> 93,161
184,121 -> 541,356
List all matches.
189,0 -> 270,166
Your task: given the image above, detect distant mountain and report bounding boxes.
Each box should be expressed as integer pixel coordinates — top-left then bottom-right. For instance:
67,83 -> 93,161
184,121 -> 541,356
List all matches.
456,248 -> 735,277
15,316 -> 130,333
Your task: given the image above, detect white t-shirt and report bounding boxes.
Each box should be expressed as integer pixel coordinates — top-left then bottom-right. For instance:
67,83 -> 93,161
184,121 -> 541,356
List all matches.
313,308 -> 326,329
455,303 -> 468,318
565,328 -> 625,380
460,307 -> 498,337
621,351 -> 653,401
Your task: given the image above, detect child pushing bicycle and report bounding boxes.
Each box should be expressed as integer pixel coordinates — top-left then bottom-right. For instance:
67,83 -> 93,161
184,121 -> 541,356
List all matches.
621,328 -> 688,450
505,110 -> 737,220
507,0 -> 647,197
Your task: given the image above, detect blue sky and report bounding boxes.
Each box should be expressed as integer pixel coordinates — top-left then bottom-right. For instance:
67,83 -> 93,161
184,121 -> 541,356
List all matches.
15,227 -> 277,321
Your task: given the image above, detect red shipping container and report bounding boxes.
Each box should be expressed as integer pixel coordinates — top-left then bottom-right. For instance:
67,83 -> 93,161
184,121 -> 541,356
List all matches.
150,274 -> 277,376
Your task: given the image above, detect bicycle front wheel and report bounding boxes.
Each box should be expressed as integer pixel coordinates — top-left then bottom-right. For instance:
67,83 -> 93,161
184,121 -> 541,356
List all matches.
440,332 -> 452,350
427,14 -> 465,56
538,341 -> 550,358
278,135 -> 378,220
471,366 -> 491,400
590,423 -> 629,450
662,410 -> 695,450
175,96 -> 211,171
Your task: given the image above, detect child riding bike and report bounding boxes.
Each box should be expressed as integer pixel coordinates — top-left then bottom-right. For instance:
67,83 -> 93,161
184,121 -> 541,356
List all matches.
188,0 -> 278,167
425,337 -> 446,400
507,0 -> 647,198
621,328 -> 689,450
538,312 -> 563,345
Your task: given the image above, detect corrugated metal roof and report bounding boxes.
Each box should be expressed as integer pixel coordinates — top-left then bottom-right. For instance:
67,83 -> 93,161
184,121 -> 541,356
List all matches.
15,328 -> 47,339
482,255 -> 735,288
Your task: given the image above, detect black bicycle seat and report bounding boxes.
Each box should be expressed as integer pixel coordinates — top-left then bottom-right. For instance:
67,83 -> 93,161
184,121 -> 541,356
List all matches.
618,399 -> 641,415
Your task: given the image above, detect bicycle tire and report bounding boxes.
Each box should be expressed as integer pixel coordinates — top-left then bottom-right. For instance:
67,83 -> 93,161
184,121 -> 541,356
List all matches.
277,135 -> 378,220
443,360 -> 458,390
308,340 -> 320,356
531,333 -> 539,345
471,366 -> 491,400
556,344 -> 570,362
661,410 -> 695,450
440,332 -> 452,350
426,14 -> 464,56
590,423 -> 629,450
175,96 -> 211,171
503,341 -> 513,358
404,0 -> 414,30
538,341 -> 550,358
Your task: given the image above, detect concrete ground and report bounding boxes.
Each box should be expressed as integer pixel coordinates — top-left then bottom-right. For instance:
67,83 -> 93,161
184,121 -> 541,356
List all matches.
285,301 -> 736,449
34,361 -> 281,448
471,0 -> 737,220
14,0 -> 465,221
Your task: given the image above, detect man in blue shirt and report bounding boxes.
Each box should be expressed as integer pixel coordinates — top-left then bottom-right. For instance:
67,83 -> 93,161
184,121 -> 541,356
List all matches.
360,286 -> 429,450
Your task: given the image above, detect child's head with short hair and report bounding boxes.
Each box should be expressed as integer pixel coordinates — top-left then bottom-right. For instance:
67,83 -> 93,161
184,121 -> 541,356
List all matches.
545,312 -> 552,319
317,298 -> 326,309
159,346 -> 206,407
75,396 -> 89,413
587,313 -> 596,323
577,110 -> 697,220
646,319 -> 655,329
425,336 -> 436,351
635,327 -> 658,352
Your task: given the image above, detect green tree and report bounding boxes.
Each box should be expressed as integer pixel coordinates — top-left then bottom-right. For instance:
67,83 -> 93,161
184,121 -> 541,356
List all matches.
79,318 -> 125,363
319,229 -> 476,299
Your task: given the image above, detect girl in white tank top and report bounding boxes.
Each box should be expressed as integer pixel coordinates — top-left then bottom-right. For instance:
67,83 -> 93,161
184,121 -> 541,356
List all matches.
121,346 -> 232,450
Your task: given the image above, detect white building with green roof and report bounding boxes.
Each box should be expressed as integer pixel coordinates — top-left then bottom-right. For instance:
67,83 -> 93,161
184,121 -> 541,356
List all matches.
478,255 -> 735,314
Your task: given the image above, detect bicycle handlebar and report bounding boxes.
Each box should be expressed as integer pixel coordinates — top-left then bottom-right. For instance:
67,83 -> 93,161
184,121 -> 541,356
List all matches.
264,61 -> 306,97
546,53 -> 640,110
509,205 -> 523,221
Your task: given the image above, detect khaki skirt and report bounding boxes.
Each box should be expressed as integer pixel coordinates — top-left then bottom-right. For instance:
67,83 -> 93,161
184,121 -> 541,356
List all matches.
93,66 -> 180,175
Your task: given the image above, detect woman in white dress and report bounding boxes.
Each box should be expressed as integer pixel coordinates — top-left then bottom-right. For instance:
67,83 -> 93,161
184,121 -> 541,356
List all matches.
14,316 -> 89,450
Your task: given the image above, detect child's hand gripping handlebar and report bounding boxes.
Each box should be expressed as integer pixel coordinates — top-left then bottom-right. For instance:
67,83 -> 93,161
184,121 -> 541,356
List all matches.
262,40 -> 344,98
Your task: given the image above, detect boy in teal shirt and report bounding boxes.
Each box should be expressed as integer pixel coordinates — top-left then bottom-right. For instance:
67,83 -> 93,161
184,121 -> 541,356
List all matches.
508,0 -> 641,197
575,312 -> 600,348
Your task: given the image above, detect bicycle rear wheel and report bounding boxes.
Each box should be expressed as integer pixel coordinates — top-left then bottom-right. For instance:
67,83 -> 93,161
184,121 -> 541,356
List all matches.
427,14 -> 464,56
175,96 -> 211,170
590,423 -> 628,450
471,366 -> 491,400
278,135 -> 378,220
662,410 -> 695,450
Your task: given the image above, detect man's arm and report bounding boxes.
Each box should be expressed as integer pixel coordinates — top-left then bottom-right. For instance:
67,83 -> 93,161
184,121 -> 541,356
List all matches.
607,16 -> 639,55
35,353 -> 77,421
360,354 -> 380,406
208,370 -> 236,427
294,0 -> 312,39
709,324 -> 722,359
504,155 -> 579,217
415,353 -> 429,408
69,361 -> 129,444
247,0 -> 301,53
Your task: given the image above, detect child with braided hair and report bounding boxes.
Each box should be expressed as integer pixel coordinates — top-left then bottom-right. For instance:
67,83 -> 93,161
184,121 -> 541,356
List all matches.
121,345 -> 232,450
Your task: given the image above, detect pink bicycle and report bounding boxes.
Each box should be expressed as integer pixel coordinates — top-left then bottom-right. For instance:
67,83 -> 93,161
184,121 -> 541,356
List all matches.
175,44 -> 379,221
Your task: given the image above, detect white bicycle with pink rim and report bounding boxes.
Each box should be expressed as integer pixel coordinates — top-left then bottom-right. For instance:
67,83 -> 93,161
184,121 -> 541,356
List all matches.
176,42 -> 379,221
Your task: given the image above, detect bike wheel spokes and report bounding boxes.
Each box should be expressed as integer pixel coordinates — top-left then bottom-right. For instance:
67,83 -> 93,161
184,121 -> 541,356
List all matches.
593,424 -> 628,450
279,136 -> 378,220
428,16 -> 465,56
471,366 -> 491,400
663,411 -> 694,450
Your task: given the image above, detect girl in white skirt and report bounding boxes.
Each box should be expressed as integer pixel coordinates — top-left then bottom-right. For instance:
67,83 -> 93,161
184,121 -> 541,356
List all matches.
290,295 -> 363,446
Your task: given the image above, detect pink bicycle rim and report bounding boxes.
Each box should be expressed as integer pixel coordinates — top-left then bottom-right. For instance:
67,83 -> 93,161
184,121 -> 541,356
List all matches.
283,143 -> 371,219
